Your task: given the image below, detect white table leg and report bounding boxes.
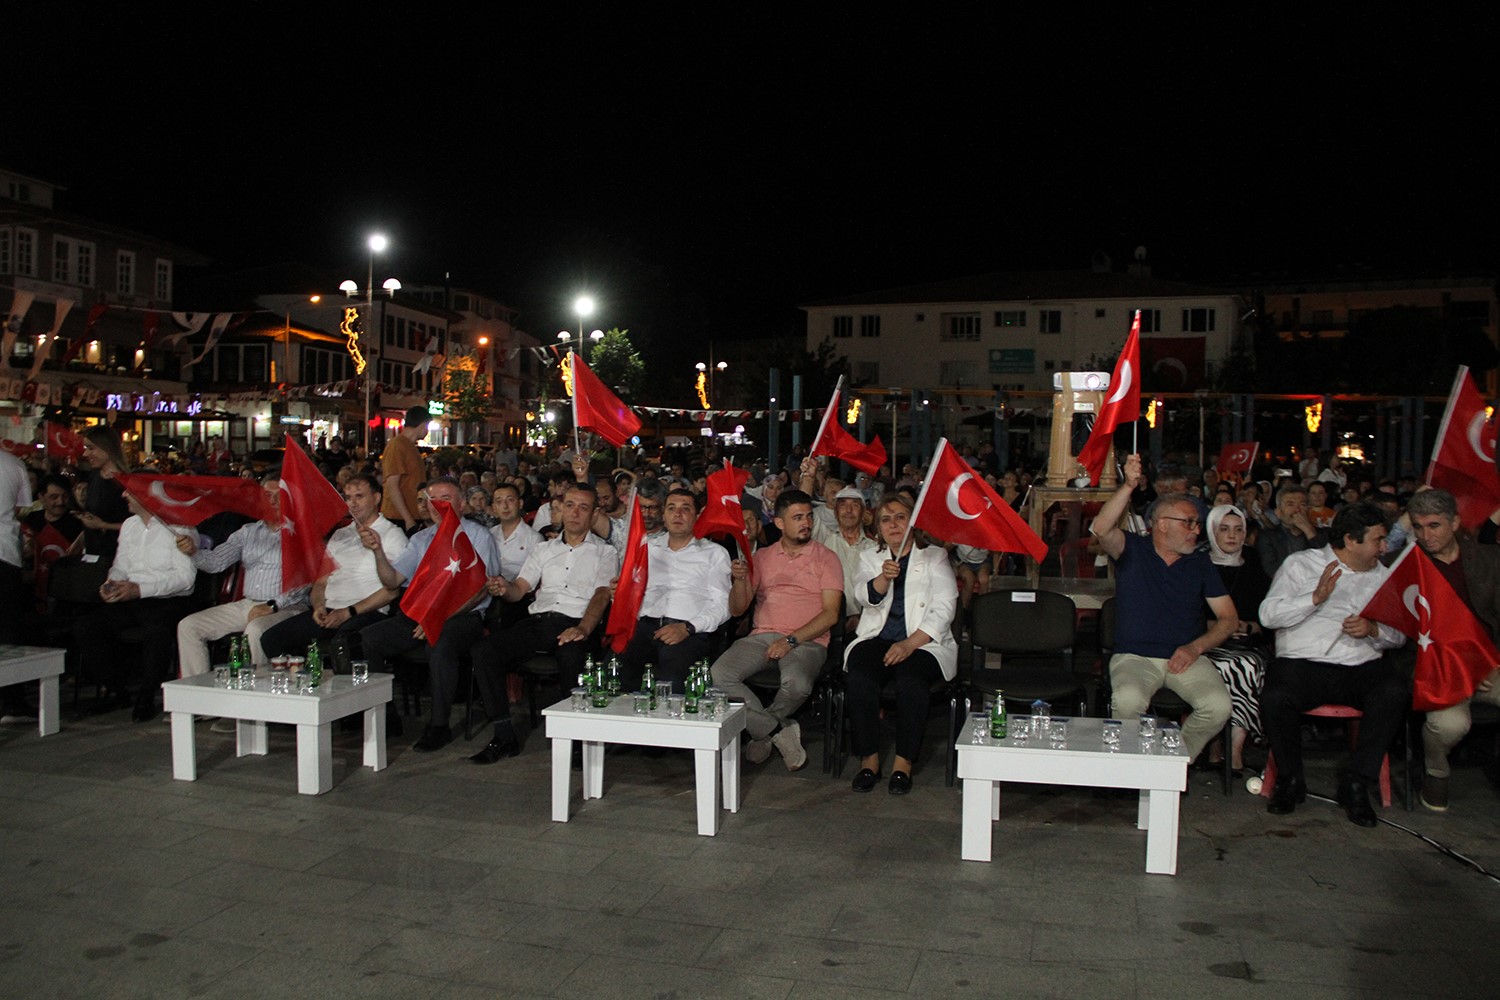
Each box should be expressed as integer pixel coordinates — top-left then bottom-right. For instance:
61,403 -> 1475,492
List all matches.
37,675 -> 60,737
1143,789 -> 1181,875
961,778 -> 993,862
363,704 -> 386,771
582,741 -> 605,800
551,738 -> 572,822
722,735 -> 741,813
991,781 -> 1001,821
236,719 -> 268,757
694,747 -> 722,836
1137,789 -> 1150,830
170,712 -> 197,781
296,723 -> 333,795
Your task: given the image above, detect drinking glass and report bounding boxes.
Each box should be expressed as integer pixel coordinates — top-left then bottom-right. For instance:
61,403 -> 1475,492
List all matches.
666,694 -> 685,718
1160,721 -> 1183,751
238,670 -> 256,690
969,713 -> 989,745
214,666 -> 231,687
269,670 -> 290,694
570,687 -> 590,711
351,660 -> 370,684
703,687 -> 725,719
1048,718 -> 1068,748
1009,715 -> 1032,744
1032,700 -> 1051,732
1102,719 -> 1122,748
1138,714 -> 1158,742
296,672 -> 313,695
632,692 -> 651,715
654,682 -> 673,712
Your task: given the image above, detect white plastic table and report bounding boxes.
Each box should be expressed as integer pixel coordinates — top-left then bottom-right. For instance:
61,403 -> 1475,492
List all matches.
542,697 -> 746,836
0,645 -> 65,737
161,672 -> 392,795
956,715 -> 1189,875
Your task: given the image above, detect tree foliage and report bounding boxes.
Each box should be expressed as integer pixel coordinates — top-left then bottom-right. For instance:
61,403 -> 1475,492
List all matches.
587,327 -> 646,400
441,351 -> 491,422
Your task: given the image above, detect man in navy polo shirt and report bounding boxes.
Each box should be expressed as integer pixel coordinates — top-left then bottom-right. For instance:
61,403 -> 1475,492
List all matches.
1093,453 -> 1236,759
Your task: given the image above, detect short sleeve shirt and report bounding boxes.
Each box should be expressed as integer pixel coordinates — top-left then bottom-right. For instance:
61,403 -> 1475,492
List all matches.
1114,531 -> 1227,659
750,539 -> 844,646
380,435 -> 425,522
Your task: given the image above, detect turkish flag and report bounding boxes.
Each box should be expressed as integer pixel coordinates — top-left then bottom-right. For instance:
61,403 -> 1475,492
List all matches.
28,521 -> 78,602
116,473 -> 274,526
1360,545 -> 1500,711
571,352 -> 641,448
695,460 -> 755,568
400,500 -> 486,645
809,388 -> 887,474
279,433 -> 350,591
45,422 -> 85,464
914,438 -> 1048,562
1426,365 -> 1500,531
1216,441 -> 1259,476
604,493 -> 650,653
1076,311 -> 1142,485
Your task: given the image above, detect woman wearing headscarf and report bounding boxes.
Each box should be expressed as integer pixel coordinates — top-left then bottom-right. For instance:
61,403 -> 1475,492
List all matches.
1202,504 -> 1273,774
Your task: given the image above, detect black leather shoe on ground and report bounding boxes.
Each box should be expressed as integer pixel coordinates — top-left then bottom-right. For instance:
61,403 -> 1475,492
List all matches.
469,735 -> 521,764
888,771 -> 913,796
411,725 -> 453,753
1266,775 -> 1306,815
1339,775 -> 1378,827
851,767 -> 881,793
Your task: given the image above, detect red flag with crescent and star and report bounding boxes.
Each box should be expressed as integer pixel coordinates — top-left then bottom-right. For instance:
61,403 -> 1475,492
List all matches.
279,434 -> 351,591
571,352 -> 642,448
809,384 -> 887,475
1216,441 -> 1259,476
115,473 -> 274,526
912,438 -> 1048,562
1426,365 -> 1500,531
604,492 -> 649,654
45,422 -> 85,464
1360,544 -> 1500,711
1077,310 -> 1142,485
694,460 -> 756,583
400,500 -> 486,645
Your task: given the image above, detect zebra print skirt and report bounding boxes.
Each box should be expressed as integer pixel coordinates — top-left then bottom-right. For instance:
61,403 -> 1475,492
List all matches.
1204,645 -> 1268,739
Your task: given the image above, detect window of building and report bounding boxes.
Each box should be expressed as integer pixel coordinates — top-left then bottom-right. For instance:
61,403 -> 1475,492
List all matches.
914,312 -> 925,322
859,315 -> 880,338
1181,307 -> 1216,332
303,345 -> 353,385
939,360 -> 982,386
1094,308 -> 1106,318
941,313 -> 982,341
1038,310 -> 1062,334
117,251 -> 135,295
8,181 -> 31,202
52,236 -> 96,286
0,228 -> 9,274
154,259 -> 173,300
994,310 -> 1026,328
1134,308 -> 1162,333
14,228 -> 36,277
832,315 -> 853,338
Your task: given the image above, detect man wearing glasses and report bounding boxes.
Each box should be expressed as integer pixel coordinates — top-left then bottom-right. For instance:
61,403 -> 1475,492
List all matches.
1093,454 -> 1235,760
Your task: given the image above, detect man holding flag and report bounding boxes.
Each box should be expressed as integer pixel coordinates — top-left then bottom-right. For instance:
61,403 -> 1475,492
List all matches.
1383,489 -> 1500,812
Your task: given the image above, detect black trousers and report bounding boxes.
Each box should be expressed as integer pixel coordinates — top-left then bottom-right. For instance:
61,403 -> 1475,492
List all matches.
616,617 -> 711,694
358,611 -> 486,728
74,596 -> 195,698
845,639 -> 943,762
1261,655 -> 1410,782
261,609 -> 389,664
471,612 -> 596,720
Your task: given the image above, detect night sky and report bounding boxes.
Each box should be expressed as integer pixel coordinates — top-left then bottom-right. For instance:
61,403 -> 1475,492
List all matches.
11,11 -> 1496,375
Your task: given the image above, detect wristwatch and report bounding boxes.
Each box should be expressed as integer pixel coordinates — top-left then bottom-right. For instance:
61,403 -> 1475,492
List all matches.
784,634 -> 799,648
682,621 -> 696,636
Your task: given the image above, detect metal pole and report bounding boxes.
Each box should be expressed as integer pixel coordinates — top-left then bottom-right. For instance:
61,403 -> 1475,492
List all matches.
790,374 -> 803,458
767,368 -> 780,473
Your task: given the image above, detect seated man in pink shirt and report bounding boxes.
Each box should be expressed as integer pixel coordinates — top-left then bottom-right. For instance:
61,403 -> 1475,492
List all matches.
711,489 -> 843,771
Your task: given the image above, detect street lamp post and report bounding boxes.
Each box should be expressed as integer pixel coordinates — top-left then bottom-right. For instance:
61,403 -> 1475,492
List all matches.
340,233 -> 400,455
696,340 -> 728,430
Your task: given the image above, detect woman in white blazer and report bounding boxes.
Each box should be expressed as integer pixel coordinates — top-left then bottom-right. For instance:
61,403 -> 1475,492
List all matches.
844,494 -> 958,794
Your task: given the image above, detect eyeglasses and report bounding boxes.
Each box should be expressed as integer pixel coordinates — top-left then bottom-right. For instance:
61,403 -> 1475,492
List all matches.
1157,516 -> 1200,530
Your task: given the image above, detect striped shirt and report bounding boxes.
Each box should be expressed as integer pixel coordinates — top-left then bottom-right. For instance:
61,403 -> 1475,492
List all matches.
192,521 -> 311,608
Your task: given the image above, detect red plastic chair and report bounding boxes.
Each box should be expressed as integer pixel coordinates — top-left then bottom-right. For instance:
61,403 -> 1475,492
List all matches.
1259,704 -> 1392,808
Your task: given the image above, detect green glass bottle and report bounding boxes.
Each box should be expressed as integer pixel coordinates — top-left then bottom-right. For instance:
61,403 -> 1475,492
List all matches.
228,635 -> 242,680
607,656 -> 622,697
989,691 -> 1007,740
641,666 -> 655,710
307,641 -> 323,689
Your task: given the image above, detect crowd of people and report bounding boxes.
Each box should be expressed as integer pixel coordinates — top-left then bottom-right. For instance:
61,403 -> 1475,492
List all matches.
2,407 -> 1495,814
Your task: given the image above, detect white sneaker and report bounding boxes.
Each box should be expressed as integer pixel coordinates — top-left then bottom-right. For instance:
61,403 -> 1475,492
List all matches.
745,736 -> 773,765
771,722 -> 807,771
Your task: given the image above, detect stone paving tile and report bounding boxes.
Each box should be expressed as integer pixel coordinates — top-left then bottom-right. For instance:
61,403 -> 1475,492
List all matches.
557,954 -> 794,1000
907,952 -> 1137,999
698,929 -> 921,992
503,907 -> 724,965
361,927 -> 584,994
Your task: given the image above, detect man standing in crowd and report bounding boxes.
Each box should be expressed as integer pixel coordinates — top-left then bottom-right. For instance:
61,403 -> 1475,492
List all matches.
1401,489 -> 1500,812
711,489 -> 843,771
1259,483 -> 1324,579
360,477 -> 502,751
175,475 -> 310,678
381,405 -> 429,535
616,488 -> 732,693
261,473 -> 407,663
467,484 -> 619,764
1259,503 -> 1408,826
1091,454 -> 1235,761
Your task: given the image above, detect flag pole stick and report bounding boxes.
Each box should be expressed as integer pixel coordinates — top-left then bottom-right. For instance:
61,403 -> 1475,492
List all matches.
900,436 -> 947,557
809,375 -> 842,462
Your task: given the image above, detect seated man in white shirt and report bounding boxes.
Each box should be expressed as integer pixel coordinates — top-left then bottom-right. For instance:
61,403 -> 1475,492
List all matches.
175,475 -> 311,678
261,473 -> 408,663
617,488 -> 732,693
487,481 -> 542,628
74,492 -> 197,721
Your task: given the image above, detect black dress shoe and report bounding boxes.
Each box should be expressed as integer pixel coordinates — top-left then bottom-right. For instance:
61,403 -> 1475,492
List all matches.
1266,775 -> 1306,815
851,767 -> 881,793
469,735 -> 521,765
411,725 -> 453,753
1338,775 -> 1378,828
888,771 -> 913,796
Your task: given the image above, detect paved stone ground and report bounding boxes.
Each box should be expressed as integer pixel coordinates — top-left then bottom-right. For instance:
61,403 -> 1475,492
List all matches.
1,700 -> 1497,999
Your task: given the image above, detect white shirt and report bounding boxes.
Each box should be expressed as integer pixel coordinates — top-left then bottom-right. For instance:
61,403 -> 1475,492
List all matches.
324,514 -> 408,611
812,519 -> 878,611
1259,547 -> 1405,665
490,517 -> 542,581
0,450 -> 32,567
639,534 -> 732,635
110,515 -> 196,599
517,532 -> 619,619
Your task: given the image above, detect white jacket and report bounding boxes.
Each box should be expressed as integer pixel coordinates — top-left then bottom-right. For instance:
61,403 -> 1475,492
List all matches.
844,544 -> 959,680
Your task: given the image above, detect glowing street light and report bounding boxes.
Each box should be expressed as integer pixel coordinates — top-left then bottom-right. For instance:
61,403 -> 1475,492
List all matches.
342,233 -> 399,453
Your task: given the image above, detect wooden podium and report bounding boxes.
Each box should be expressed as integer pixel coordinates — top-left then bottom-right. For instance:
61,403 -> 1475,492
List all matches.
1045,371 -> 1119,491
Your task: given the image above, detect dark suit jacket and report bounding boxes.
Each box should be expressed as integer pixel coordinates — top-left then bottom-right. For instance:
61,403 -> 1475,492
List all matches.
1459,535 -> 1500,640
